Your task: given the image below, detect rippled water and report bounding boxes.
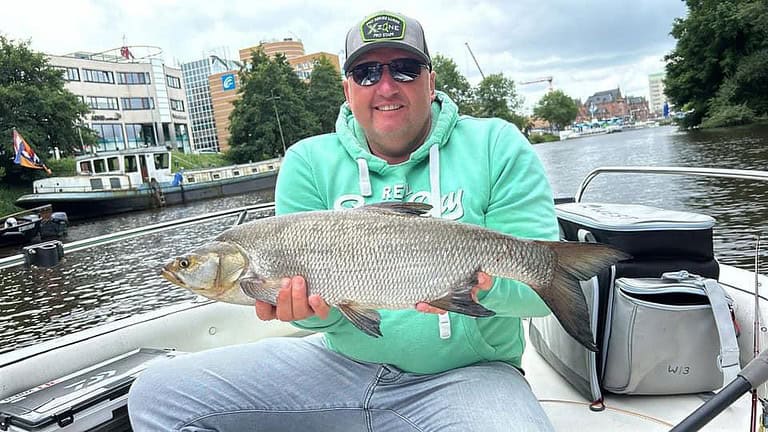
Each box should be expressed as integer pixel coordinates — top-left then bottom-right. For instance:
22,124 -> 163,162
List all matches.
2,124 -> 768,352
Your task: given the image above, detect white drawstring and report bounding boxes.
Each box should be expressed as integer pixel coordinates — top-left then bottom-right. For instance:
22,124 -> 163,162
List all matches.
429,145 -> 441,218
357,158 -> 372,197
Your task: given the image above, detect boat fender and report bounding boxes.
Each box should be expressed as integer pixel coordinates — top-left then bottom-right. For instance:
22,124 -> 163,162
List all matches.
23,240 -> 64,268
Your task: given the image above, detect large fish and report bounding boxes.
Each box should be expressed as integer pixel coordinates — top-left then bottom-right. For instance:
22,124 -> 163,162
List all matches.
161,202 -> 629,351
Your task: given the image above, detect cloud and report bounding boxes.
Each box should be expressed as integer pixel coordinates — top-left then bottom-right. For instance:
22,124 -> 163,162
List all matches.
2,0 -> 687,111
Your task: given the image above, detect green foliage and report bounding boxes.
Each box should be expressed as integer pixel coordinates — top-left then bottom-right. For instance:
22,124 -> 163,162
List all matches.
0,184 -> 26,215
170,151 -> 229,171
228,50 -> 320,163
528,133 -> 560,144
701,103 -> 755,128
474,73 -> 525,128
45,157 -> 76,176
306,57 -> 345,134
432,54 -> 475,115
665,0 -> 768,128
0,36 -> 96,182
533,90 -> 579,131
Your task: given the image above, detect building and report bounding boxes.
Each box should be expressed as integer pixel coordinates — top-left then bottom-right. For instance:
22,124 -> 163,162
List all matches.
210,38 -> 340,151
49,47 -> 193,153
575,88 -> 650,124
180,55 -> 242,153
648,72 -> 667,115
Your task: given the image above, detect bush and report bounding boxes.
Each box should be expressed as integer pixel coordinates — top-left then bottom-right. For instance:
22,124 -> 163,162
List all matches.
46,157 -> 76,176
528,133 -> 561,144
701,103 -> 756,129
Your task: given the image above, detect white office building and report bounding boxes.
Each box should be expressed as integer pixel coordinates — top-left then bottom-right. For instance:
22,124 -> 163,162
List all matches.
181,56 -> 241,152
49,47 -> 193,153
648,72 -> 668,115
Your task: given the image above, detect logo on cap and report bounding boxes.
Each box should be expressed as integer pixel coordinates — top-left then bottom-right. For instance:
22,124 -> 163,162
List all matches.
361,14 -> 406,42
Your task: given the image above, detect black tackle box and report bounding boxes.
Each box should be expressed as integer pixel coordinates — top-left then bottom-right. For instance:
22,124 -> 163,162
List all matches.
556,202 -> 716,260
0,348 -> 181,432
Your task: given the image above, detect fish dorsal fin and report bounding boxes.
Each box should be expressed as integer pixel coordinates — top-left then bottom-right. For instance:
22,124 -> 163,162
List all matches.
358,202 -> 432,217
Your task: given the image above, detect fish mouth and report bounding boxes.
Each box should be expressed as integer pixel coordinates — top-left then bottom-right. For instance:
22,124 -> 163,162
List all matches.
161,268 -> 185,287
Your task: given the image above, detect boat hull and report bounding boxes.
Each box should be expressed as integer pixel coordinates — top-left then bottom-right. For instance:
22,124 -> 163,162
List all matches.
15,171 -> 277,219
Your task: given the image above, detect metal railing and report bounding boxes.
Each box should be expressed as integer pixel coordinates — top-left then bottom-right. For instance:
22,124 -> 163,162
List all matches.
0,202 -> 276,271
574,166 -> 768,202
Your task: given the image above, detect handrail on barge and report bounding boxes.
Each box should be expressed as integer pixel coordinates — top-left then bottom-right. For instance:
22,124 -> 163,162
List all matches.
574,166 -> 768,202
0,202 -> 276,271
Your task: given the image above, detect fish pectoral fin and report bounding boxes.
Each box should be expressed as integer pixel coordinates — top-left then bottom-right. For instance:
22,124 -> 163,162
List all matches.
338,303 -> 382,338
427,276 -> 496,318
239,274 -> 279,305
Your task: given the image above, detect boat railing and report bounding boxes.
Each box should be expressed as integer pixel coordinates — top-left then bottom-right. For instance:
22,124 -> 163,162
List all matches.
574,166 -> 768,202
0,202 -> 276,271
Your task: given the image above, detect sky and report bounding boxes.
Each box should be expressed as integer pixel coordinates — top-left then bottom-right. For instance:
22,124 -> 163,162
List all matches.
3,0 -> 688,113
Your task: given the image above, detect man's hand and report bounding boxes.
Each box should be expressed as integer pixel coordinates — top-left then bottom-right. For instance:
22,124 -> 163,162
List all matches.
415,272 -> 493,314
254,276 -> 331,321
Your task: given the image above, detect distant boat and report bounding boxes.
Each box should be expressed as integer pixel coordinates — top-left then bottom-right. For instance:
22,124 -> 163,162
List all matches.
0,205 -> 68,246
15,147 -> 280,219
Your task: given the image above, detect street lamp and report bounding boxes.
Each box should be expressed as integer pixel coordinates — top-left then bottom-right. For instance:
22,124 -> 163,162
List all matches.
268,89 -> 287,156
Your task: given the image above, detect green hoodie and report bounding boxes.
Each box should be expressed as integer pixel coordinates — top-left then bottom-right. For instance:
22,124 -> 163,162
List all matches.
275,91 -> 558,373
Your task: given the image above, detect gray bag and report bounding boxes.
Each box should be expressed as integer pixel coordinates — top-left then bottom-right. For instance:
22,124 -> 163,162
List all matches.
602,271 -> 741,395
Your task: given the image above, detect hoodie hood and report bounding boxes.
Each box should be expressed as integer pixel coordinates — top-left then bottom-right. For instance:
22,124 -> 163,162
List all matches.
334,91 -> 460,174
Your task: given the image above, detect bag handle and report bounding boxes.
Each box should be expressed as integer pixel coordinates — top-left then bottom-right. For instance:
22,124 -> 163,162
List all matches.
662,271 -> 741,384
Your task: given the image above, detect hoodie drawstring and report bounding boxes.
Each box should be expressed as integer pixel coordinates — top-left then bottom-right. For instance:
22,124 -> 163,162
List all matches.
428,144 -> 451,339
428,144 -> 441,218
357,158 -> 372,197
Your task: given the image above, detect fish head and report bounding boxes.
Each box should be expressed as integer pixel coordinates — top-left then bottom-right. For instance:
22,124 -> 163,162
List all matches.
161,241 -> 249,303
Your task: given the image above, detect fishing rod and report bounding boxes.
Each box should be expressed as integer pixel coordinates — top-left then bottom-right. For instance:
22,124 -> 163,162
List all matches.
670,234 -> 765,432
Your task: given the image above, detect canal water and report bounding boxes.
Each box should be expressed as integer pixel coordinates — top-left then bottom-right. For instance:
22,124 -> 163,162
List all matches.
2,124 -> 768,353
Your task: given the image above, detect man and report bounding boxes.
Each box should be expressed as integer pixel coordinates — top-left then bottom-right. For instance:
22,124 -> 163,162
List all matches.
129,10 -> 557,431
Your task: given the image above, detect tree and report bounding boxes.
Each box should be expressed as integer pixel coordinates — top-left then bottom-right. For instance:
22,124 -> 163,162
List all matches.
474,73 -> 526,129
0,36 -> 94,183
533,90 -> 579,131
664,0 -> 768,127
228,51 -> 320,162
306,56 -> 345,134
432,54 -> 475,115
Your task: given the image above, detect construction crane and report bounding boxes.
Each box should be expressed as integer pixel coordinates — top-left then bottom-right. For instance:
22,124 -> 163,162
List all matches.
520,76 -> 554,91
464,42 -> 485,80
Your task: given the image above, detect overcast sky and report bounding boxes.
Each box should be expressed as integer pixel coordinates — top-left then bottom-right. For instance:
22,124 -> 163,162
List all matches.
3,0 -> 687,113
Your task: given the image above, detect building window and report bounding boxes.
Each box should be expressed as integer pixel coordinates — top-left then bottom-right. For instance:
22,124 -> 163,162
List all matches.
83,69 -> 115,84
170,99 -> 185,112
125,124 -> 155,148
86,96 -> 119,110
91,123 -> 125,151
166,75 -> 181,88
56,66 -> 80,81
117,72 -> 150,85
121,97 -> 154,110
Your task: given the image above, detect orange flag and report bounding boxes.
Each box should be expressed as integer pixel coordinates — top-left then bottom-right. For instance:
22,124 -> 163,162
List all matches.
12,129 -> 52,175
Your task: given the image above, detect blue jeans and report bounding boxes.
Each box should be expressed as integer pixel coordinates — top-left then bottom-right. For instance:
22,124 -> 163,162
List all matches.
128,335 -> 554,431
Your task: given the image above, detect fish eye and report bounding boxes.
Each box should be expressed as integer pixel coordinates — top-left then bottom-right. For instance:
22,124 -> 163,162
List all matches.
179,258 -> 190,268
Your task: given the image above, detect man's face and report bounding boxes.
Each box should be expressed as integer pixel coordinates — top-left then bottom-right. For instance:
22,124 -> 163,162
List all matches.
343,47 -> 436,164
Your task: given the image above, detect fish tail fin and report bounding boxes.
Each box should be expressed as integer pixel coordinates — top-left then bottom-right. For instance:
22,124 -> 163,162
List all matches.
535,241 -> 630,352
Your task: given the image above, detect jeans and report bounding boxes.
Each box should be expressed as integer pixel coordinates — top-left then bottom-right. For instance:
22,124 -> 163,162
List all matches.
128,335 -> 554,431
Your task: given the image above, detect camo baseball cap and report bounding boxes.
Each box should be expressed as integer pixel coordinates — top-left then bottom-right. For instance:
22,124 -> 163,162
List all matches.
343,11 -> 431,73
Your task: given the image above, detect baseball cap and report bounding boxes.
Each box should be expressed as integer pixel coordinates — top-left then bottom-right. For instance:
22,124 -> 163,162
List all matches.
343,11 -> 431,73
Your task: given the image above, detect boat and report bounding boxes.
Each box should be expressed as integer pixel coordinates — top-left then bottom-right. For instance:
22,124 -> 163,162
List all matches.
0,167 -> 765,431
0,205 -> 68,247
14,147 -> 281,219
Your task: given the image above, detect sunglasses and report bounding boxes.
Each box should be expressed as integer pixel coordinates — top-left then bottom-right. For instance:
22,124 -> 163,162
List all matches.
346,58 -> 430,86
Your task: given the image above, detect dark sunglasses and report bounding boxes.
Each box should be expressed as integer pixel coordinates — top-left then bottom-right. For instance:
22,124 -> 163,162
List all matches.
346,58 -> 430,86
